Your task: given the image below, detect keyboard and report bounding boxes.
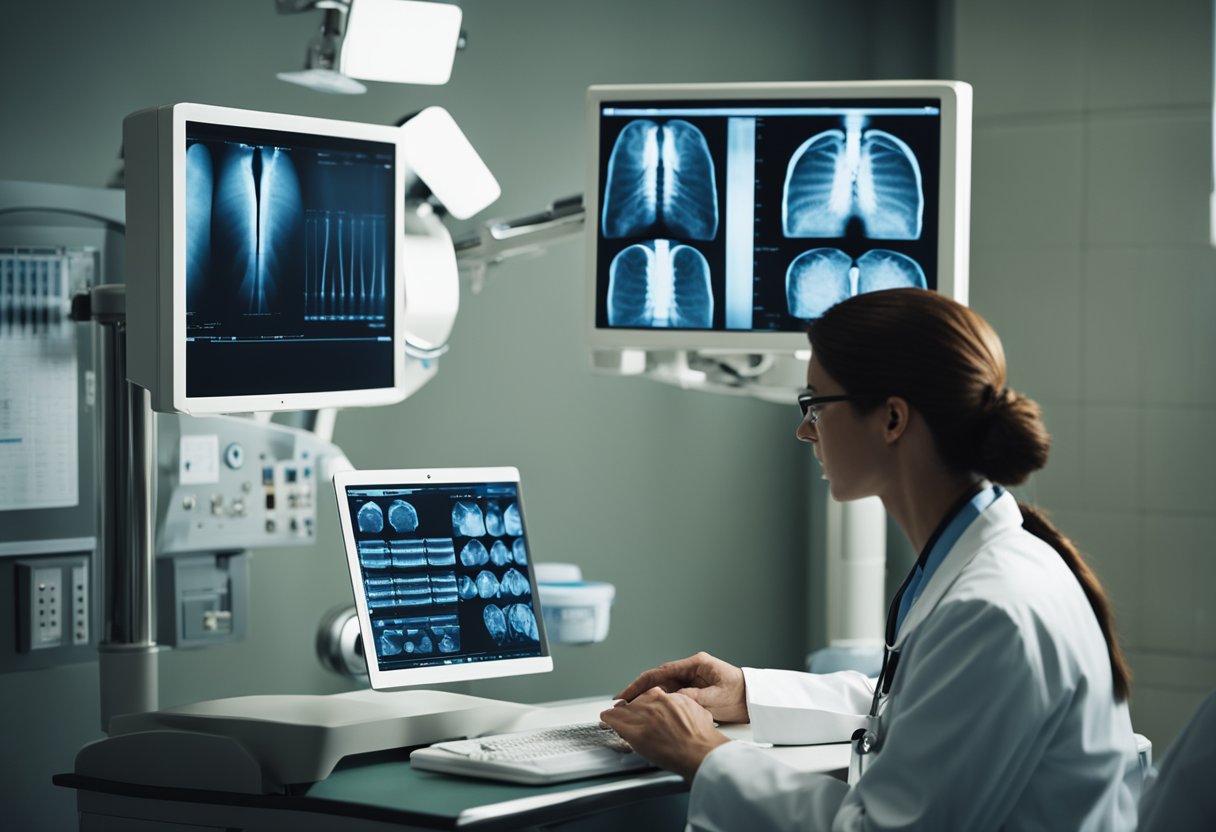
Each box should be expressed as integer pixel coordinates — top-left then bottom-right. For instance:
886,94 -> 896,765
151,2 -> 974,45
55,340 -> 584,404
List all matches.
409,722 -> 655,784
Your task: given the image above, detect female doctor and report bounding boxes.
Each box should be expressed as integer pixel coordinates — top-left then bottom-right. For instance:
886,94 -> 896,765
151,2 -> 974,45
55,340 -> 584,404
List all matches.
599,288 -> 1142,830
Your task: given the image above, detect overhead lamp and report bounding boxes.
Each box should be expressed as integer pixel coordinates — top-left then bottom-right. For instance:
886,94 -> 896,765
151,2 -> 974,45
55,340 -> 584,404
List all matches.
275,0 -> 463,95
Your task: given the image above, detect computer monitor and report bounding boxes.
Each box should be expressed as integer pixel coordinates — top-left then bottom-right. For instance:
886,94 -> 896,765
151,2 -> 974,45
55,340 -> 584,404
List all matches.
333,467 -> 553,690
124,103 -> 407,414
586,81 -> 972,353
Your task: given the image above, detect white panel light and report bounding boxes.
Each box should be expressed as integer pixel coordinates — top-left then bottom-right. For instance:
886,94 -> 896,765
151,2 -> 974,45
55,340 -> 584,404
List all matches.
340,0 -> 462,86
400,107 -> 501,219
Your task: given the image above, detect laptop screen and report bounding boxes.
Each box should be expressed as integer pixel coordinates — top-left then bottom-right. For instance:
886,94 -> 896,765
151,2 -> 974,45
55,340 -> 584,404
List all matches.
341,476 -> 549,677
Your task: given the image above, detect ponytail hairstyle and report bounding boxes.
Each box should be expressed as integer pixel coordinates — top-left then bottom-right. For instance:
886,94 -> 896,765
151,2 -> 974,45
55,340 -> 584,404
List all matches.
807,288 -> 1131,701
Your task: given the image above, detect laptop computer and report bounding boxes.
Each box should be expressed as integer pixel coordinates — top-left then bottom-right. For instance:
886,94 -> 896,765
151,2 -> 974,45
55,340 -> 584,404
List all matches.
333,466 -> 652,784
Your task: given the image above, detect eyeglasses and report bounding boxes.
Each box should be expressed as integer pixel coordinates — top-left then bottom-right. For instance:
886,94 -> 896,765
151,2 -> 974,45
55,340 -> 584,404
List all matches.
797,393 -> 878,426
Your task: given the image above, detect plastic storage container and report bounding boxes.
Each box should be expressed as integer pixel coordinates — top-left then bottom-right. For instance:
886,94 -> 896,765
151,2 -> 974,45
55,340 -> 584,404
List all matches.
534,563 -> 615,644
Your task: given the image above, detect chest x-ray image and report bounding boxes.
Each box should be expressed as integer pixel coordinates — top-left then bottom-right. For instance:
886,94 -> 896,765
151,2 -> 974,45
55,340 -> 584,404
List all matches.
782,117 -> 924,241
787,248 -> 927,319
607,239 -> 713,328
601,119 -> 719,241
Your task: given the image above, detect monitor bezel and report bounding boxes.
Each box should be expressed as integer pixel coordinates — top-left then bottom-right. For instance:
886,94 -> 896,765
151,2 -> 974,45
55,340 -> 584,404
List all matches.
332,466 -> 554,690
584,80 -> 972,352
169,103 -> 407,414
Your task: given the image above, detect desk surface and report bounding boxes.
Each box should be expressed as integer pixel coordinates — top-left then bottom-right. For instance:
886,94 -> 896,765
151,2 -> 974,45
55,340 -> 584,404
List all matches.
56,698 -> 851,830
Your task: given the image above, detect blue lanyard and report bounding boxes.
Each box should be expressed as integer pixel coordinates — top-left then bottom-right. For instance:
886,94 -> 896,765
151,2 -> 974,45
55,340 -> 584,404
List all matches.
870,483 -> 1003,713
892,484 -> 1003,638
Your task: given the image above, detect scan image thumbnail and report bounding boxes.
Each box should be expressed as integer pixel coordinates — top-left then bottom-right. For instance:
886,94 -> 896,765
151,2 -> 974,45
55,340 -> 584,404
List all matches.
485,501 -> 505,536
507,604 -> 540,642
783,120 -> 923,240
490,540 -> 511,567
357,501 -> 384,534
602,119 -> 718,241
504,503 -> 523,536
388,539 -> 426,568
608,239 -> 712,328
452,501 -> 487,537
458,575 -> 477,600
460,539 -> 489,568
512,538 -> 528,565
357,540 -> 390,569
501,568 -> 530,597
388,500 -> 418,533
476,570 -> 501,599
786,248 -> 927,319
425,538 -> 456,567
484,604 -> 507,644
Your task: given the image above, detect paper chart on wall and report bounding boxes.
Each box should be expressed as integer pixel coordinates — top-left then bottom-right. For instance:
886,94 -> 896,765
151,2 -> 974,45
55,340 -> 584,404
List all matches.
0,252 -> 80,511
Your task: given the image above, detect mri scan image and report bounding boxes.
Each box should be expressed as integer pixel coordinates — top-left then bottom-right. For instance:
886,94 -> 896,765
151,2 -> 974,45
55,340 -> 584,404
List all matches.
357,501 -> 384,534
504,503 -> 523,536
512,538 -> 528,565
602,119 -> 718,241
476,569 -> 501,599
392,575 -> 431,607
607,239 -> 712,328
425,538 -> 456,567
457,575 -> 477,600
433,619 -> 461,654
786,248 -> 927,319
389,540 -> 426,569
484,604 -> 507,644
431,573 -> 458,605
387,500 -> 419,533
378,628 -> 404,656
783,122 -> 923,241
507,604 -> 540,642
490,540 -> 511,567
501,568 -> 530,597
452,501 -> 487,537
357,540 -> 390,569
460,539 -> 489,568
485,501 -> 505,537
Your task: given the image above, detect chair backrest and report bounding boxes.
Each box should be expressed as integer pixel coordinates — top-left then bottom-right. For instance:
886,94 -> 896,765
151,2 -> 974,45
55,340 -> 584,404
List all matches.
1137,689 -> 1216,831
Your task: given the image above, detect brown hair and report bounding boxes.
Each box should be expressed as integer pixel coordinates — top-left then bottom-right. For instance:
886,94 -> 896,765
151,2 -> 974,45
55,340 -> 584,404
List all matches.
807,288 -> 1131,701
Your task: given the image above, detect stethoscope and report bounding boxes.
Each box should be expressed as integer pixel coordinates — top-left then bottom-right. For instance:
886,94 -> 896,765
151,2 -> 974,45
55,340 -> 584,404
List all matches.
848,483 -> 996,783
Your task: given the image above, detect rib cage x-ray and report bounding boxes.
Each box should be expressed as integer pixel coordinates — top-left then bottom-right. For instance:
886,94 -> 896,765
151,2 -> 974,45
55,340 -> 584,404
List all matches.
786,248 -> 927,319
186,142 -> 304,314
783,120 -> 923,240
602,119 -> 719,240
608,239 -> 713,328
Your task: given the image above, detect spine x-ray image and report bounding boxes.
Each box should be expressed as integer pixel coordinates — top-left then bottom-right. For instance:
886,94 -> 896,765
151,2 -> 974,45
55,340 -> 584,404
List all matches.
187,142 -> 304,315
602,119 -> 719,241
786,248 -> 927,319
607,239 -> 713,328
782,116 -> 924,241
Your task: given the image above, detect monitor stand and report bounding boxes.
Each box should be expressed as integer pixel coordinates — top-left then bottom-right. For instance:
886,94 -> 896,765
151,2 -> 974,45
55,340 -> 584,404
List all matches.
75,689 -> 536,794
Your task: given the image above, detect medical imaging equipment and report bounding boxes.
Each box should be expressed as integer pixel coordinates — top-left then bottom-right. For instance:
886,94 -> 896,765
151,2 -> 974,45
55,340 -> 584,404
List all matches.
332,466 -> 553,690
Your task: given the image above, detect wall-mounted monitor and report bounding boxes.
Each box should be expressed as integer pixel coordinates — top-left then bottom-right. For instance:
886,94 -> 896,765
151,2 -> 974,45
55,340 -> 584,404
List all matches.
124,103 -> 407,414
586,81 -> 972,353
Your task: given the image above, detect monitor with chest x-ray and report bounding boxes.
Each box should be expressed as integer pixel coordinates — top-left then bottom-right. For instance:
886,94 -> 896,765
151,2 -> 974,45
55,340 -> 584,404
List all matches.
586,80 -> 972,354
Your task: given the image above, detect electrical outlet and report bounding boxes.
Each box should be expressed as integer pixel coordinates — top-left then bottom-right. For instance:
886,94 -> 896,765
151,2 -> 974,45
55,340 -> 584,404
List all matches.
16,563 -> 63,651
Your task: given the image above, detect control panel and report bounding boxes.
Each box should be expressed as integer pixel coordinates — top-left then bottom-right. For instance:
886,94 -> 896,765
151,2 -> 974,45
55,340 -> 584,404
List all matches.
156,415 -> 343,556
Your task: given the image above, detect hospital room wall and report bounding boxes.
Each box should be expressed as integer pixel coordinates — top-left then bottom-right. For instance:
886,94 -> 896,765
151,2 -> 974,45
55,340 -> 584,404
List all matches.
945,0 -> 1216,753
0,1 -> 918,829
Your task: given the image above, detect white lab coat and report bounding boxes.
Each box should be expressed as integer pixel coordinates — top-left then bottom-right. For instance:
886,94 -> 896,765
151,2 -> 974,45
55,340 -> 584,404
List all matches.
688,491 -> 1142,831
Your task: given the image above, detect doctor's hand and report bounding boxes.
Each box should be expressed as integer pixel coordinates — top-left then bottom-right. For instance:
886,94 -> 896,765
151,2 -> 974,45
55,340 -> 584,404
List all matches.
614,652 -> 749,724
599,688 -> 730,782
